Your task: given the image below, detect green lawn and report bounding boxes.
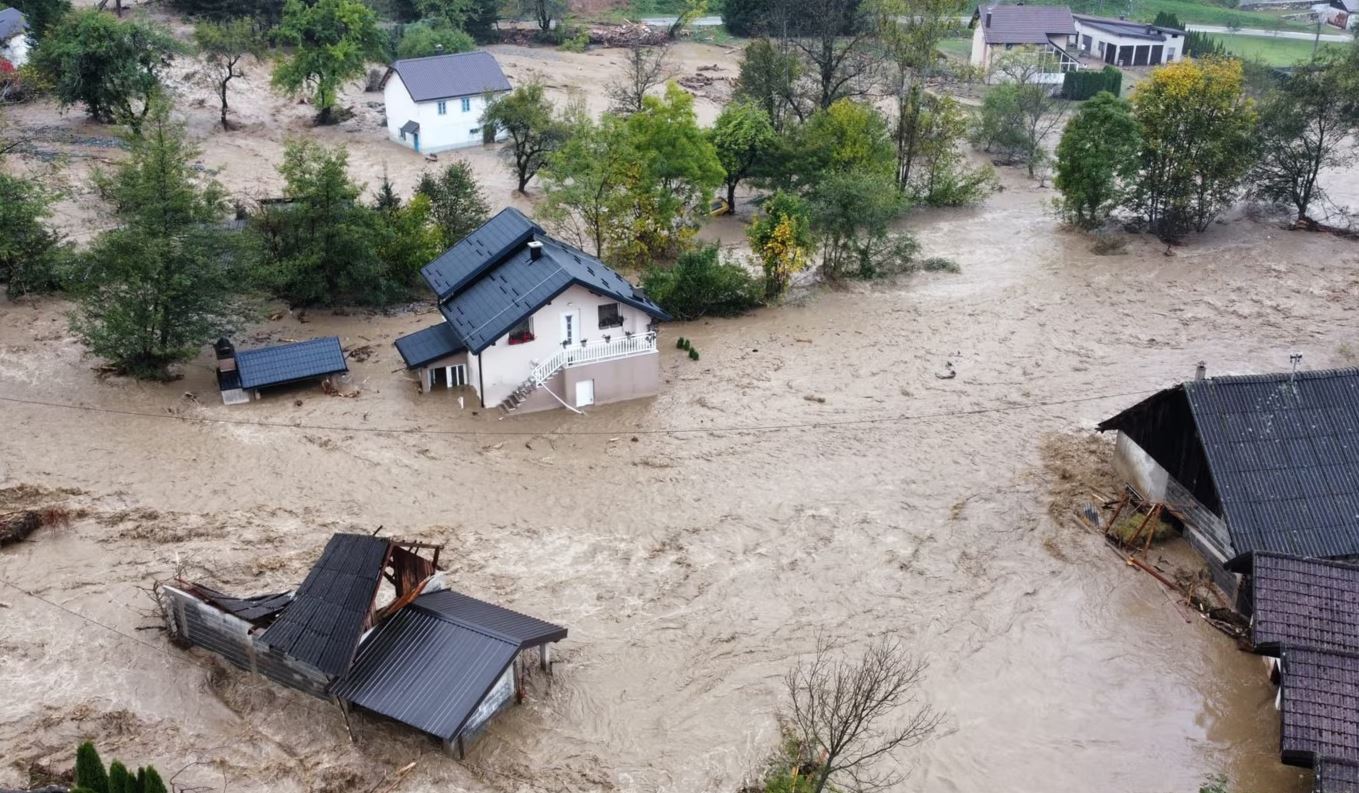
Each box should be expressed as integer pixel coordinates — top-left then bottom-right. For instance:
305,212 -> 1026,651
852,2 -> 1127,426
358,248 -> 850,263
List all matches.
1046,0 -> 1315,33
937,36 -> 973,61
1209,33 -> 1344,66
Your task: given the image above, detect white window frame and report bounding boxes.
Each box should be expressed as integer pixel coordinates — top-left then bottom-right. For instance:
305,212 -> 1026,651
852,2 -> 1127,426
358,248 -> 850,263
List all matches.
437,101 -> 447,115
461,96 -> 472,112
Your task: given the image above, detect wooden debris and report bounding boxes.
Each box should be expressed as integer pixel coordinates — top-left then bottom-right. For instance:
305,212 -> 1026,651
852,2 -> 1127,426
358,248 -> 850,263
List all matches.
0,511 -> 40,547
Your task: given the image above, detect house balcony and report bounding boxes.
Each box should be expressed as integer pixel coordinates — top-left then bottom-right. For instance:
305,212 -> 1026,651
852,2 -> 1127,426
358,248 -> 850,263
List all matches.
524,331 -> 658,389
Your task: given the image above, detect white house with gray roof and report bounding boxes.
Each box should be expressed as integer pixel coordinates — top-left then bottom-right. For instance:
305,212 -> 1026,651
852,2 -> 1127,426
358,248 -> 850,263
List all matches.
1073,14 -> 1184,66
0,7 -> 29,67
381,51 -> 511,154
969,3 -> 1079,77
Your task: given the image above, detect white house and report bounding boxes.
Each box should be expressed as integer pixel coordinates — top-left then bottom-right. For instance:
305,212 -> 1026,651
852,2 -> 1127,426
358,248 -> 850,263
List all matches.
0,7 -> 29,67
394,208 -> 671,415
381,51 -> 511,154
1313,0 -> 1356,30
1073,14 -> 1185,66
970,4 -> 1080,78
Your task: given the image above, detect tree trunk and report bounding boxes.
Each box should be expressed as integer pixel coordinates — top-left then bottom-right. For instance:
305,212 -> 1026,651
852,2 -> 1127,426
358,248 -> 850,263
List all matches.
726,181 -> 737,214
220,81 -> 230,130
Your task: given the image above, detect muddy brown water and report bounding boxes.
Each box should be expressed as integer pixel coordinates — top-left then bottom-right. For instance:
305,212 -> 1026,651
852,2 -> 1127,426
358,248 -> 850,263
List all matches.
5,167 -> 1355,791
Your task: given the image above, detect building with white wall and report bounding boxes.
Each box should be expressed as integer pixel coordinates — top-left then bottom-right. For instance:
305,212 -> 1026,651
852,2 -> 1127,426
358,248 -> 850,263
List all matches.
970,4 -> 1080,76
1073,14 -> 1185,66
382,51 -> 511,154
0,7 -> 29,67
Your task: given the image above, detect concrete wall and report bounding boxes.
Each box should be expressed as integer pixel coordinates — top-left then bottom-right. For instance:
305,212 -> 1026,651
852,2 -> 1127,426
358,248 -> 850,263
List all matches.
384,74 -> 506,153
417,351 -> 471,394
476,284 -> 657,407
564,351 -> 660,409
971,24 -> 987,67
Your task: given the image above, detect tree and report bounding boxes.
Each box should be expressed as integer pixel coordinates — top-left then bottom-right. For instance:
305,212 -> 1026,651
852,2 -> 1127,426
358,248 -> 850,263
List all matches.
0,166 -> 66,296
747,191 -> 812,297
139,767 -> 168,793
807,169 -> 912,280
640,245 -> 763,320
722,0 -> 774,36
395,20 -> 474,59
71,103 -> 250,379
271,0 -> 384,125
971,83 -> 1027,161
786,98 -> 895,191
75,742 -> 109,793
538,110 -> 634,256
781,0 -> 875,112
1248,52 -> 1359,223
413,0 -> 472,27
607,45 -> 672,115
735,37 -> 802,131
195,19 -> 266,131
10,0 -> 71,41
107,762 -> 134,793
1127,57 -> 1257,240
666,0 -> 707,38
709,100 -> 776,212
464,0 -> 500,41
784,637 -> 939,793
1054,90 -> 1140,229
904,93 -> 994,206
169,0 -> 287,24
372,178 -> 442,289
31,11 -> 179,130
519,0 -> 564,32
989,48 -> 1067,177
416,159 -> 490,247
482,83 -> 566,193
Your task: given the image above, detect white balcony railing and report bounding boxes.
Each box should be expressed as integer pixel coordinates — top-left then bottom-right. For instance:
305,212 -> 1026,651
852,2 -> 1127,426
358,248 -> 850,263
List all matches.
525,331 -> 657,388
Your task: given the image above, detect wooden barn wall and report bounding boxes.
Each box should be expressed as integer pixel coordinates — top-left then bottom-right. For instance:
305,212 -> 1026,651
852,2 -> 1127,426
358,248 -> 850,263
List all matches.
1114,390 -> 1222,515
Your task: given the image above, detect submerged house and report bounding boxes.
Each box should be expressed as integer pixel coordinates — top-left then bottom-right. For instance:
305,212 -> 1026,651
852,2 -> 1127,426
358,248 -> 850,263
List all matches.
161,533 -> 566,754
1098,367 -> 1359,595
214,336 -> 349,405
394,208 -> 671,414
1231,552 -> 1359,792
969,4 -> 1080,78
382,51 -> 511,154
0,7 -> 27,68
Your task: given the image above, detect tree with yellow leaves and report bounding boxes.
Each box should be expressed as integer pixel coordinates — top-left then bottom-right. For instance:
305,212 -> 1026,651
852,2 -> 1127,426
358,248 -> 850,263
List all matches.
748,191 -> 814,298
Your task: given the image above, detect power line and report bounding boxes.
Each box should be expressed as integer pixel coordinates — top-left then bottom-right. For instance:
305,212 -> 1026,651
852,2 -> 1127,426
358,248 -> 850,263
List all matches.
0,388 -> 1157,438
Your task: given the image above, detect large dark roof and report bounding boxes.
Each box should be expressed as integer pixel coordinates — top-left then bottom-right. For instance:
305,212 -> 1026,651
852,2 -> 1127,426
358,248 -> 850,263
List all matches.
1318,760 -> 1359,793
1073,14 -> 1181,41
0,7 -> 25,40
1239,553 -> 1359,656
332,589 -> 566,740
386,51 -> 511,103
395,323 -> 466,369
190,585 -> 293,625
974,4 -> 1077,44
422,208 -> 670,354
235,337 -> 348,391
259,534 -> 390,678
1100,368 -> 1359,559
1282,649 -> 1359,767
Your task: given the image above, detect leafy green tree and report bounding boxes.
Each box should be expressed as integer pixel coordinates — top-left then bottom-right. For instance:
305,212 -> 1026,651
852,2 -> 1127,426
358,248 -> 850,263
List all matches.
722,0 -> 773,36
10,0 -> 71,41
807,169 -> 913,280
31,10 -> 179,130
72,103 -> 250,379
538,109 -> 635,256
988,48 -> 1067,176
1151,11 -> 1182,29
195,19 -> 266,131
413,0 -> 471,27
1127,57 -> 1257,240
168,0 -> 286,23
905,93 -> 994,206
75,742 -> 109,793
518,0 -> 564,32
482,83 -> 566,193
709,100 -> 776,212
641,245 -> 763,319
107,762 -> 134,793
747,191 -> 813,297
1054,91 -> 1140,229
395,20 -> 474,59
971,82 -> 1027,161
735,37 -> 802,130
0,167 -> 66,296
786,98 -> 895,191
1248,51 -> 1359,223
372,180 -> 442,289
416,160 -> 490,248
464,0 -> 500,41
271,0 -> 383,125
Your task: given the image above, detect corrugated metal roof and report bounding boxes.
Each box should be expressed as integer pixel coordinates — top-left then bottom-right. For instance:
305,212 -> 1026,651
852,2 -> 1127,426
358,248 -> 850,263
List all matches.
394,323 -> 466,368
1282,649 -> 1359,766
387,51 -> 511,103
235,337 -> 348,391
0,7 -> 26,41
259,534 -> 390,678
976,4 -> 1076,44
1318,760 -> 1359,793
1247,553 -> 1359,657
331,590 -> 566,740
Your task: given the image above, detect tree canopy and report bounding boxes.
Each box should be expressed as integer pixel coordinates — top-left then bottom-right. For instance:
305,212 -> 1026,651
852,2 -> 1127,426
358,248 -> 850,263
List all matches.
1054,91 -> 1141,229
482,83 -> 567,193
271,0 -> 384,125
709,100 -> 777,212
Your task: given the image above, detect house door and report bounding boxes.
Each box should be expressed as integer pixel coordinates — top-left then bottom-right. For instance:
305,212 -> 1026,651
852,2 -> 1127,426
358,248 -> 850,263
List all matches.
560,311 -> 579,346
1104,43 -> 1114,63
575,379 -> 594,407
1150,45 -> 1164,64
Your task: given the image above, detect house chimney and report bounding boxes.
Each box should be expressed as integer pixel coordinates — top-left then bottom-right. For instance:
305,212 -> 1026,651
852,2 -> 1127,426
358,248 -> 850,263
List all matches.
527,240 -> 543,261
1195,360 -> 1206,380
985,10 -> 992,25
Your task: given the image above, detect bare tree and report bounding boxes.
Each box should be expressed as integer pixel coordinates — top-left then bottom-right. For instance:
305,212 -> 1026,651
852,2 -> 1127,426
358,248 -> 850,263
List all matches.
607,45 -> 672,114
785,636 -> 939,793
992,48 -> 1068,178
775,0 -> 877,112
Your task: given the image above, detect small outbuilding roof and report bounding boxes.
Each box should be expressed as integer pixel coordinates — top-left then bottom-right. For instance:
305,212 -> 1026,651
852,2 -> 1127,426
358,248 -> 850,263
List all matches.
973,3 -> 1077,44
394,323 -> 466,369
1281,649 -> 1359,768
0,7 -> 26,41
1317,760 -> 1359,793
332,589 -> 567,740
1234,553 -> 1359,657
1074,14 -> 1182,41
385,51 -> 511,103
1100,367 -> 1359,559
399,119 -> 420,135
235,337 -> 349,391
259,534 -> 390,678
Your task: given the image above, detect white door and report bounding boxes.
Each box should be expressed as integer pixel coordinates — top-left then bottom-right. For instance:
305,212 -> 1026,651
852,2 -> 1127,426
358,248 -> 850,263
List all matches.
575,379 -> 594,407
561,311 -> 579,345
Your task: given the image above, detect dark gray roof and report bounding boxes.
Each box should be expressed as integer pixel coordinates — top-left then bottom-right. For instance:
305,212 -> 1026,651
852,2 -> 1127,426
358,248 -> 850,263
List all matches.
1240,553 -> 1359,657
1074,14 -> 1180,40
0,7 -> 25,41
259,534 -> 390,678
332,589 -> 566,740
1101,368 -> 1359,559
394,322 -> 466,368
1282,649 -> 1359,767
1318,760 -> 1359,793
974,4 -> 1077,44
190,585 -> 293,624
423,208 -> 670,354
386,51 -> 511,103
399,119 -> 420,135
235,336 -> 348,391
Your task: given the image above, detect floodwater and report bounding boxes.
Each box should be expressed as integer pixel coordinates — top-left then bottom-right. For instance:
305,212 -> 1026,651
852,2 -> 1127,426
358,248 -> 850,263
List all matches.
4,167 -> 1355,792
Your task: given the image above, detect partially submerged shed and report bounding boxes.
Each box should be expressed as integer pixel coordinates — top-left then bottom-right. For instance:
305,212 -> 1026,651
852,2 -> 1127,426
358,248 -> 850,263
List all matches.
215,336 -> 349,404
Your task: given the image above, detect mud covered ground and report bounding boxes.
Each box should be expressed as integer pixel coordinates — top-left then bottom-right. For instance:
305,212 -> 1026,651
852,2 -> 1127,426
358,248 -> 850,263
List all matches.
4,22 -> 1359,793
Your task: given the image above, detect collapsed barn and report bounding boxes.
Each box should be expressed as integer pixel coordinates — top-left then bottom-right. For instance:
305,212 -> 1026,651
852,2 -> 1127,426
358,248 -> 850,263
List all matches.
159,534 -> 566,755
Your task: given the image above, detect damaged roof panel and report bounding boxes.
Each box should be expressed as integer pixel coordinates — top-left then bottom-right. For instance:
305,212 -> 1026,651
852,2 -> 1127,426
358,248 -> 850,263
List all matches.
416,589 -> 568,646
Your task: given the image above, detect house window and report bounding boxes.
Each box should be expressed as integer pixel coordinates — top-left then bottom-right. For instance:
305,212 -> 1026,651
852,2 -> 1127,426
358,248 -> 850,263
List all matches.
507,317 -> 534,345
597,302 -> 623,329
461,97 -> 471,112
437,101 -> 447,115
470,127 -> 482,136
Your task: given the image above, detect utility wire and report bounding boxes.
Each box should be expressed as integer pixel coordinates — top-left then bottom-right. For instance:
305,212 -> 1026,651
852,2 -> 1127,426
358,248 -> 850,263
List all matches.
0,388 -> 1157,438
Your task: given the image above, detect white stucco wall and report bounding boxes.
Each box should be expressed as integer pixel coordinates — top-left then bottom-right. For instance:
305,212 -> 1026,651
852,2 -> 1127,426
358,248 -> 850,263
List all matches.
1,33 -> 28,67
475,284 -> 658,407
1074,21 -> 1183,64
383,74 -> 507,154
970,24 -> 987,67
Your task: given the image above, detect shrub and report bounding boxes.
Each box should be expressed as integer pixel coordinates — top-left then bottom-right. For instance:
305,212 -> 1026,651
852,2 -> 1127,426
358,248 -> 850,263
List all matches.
919,256 -> 960,273
559,28 -> 588,52
688,347 -> 700,360
642,245 -> 764,321
396,21 -> 474,59
1061,66 -> 1123,101
676,337 -> 687,349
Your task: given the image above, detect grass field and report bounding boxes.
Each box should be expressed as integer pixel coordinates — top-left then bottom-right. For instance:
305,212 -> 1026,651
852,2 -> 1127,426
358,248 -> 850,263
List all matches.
937,36 -> 974,60
1060,0 -> 1314,32
1209,32 -> 1344,65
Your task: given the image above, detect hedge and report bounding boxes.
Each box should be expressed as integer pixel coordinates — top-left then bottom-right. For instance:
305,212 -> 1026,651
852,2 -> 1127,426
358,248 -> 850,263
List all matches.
1061,66 -> 1124,100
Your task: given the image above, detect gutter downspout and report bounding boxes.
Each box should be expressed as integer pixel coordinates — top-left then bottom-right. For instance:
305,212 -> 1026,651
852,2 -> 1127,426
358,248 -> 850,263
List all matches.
478,352 -> 486,408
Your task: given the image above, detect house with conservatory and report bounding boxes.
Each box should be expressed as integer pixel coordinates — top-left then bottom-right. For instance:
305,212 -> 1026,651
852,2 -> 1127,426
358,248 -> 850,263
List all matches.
395,208 -> 671,414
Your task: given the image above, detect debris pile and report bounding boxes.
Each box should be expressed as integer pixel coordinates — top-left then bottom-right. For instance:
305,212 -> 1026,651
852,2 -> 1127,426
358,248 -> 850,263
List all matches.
587,22 -> 668,47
